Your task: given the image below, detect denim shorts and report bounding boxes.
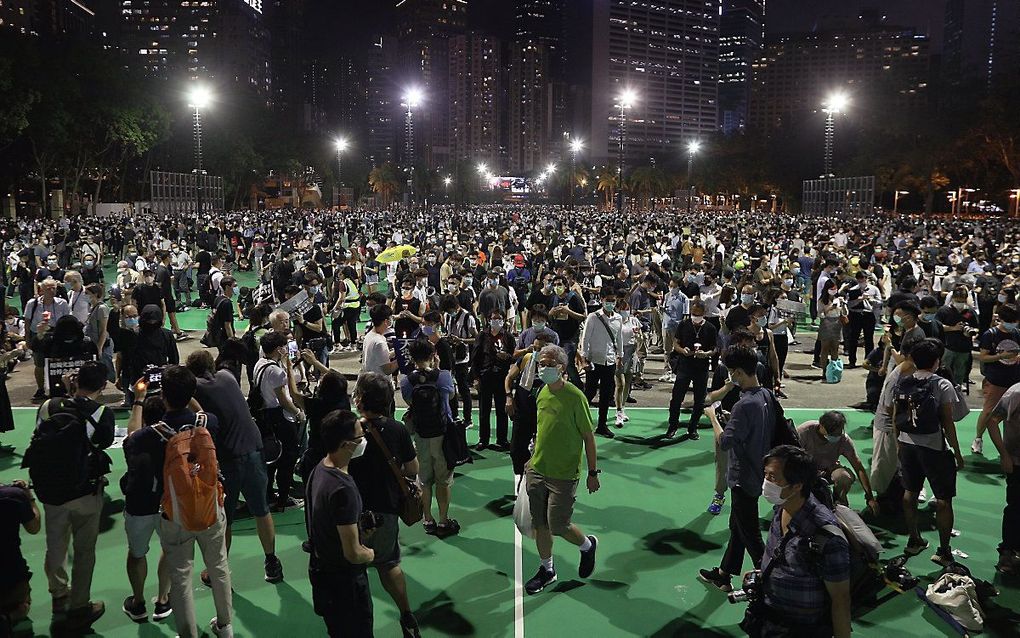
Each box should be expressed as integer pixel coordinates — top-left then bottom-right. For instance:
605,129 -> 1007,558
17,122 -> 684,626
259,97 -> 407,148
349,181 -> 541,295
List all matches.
221,450 -> 271,521
124,512 -> 161,559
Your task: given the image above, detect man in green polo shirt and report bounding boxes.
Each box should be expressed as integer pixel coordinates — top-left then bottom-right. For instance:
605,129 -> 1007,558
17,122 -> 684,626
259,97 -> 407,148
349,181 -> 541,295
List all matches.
523,344 -> 601,595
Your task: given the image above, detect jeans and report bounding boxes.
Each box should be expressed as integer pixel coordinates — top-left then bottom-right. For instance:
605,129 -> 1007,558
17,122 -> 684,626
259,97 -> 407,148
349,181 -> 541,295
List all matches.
584,362 -> 616,429
161,510 -> 232,638
43,491 -> 103,608
1003,469 -> 1020,553
452,362 -> 473,424
477,371 -> 508,445
668,363 -> 709,431
562,340 -> 582,389
266,412 -> 301,505
720,486 -> 764,576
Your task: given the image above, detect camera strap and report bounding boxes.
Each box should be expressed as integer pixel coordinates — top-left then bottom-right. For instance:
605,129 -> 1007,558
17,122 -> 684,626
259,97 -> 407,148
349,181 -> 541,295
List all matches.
759,529 -> 797,592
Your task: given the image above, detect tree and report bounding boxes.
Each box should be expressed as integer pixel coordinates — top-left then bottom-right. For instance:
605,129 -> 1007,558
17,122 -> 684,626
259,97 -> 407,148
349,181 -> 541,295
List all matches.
595,165 -> 618,209
369,163 -> 400,206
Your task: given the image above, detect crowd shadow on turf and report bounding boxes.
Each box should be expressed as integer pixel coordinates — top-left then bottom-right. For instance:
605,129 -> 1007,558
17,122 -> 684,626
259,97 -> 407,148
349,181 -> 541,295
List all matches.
233,581 -> 316,633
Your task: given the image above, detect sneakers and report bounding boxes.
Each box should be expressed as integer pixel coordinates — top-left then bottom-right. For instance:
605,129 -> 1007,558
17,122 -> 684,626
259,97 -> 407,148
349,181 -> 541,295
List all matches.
436,519 -> 461,538
524,566 -> 557,595
264,554 -> 284,583
917,488 -> 928,503
595,427 -> 615,438
658,372 -> 673,382
64,601 -> 105,630
931,547 -> 955,568
665,424 -> 679,439
423,519 -> 438,535
31,389 -> 47,403
271,496 -> 304,513
210,617 -> 235,638
996,550 -> 1020,574
971,437 -> 983,455
579,535 -> 598,578
619,410 -> 630,423
698,568 -> 733,593
687,429 -> 700,441
400,611 -> 422,638
707,494 -> 725,515
152,599 -> 172,620
614,411 -> 625,428
122,595 -> 147,621
904,537 -> 930,557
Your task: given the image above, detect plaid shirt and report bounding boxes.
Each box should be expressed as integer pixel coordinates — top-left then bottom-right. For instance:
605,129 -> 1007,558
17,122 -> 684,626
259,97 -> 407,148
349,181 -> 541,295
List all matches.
761,495 -> 850,626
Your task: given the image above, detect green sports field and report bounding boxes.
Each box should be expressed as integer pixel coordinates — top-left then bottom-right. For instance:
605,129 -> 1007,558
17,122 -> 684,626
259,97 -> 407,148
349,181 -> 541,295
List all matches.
1,407 -> 1017,637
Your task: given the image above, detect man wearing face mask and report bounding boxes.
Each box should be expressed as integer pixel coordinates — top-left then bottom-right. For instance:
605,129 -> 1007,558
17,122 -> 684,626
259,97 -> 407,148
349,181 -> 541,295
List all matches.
580,289 -> 623,437
515,305 -> 560,358
936,286 -> 979,389
666,300 -> 717,440
476,269 -> 509,326
796,411 -> 877,511
752,445 -> 852,638
660,276 -> 690,383
80,252 -> 104,286
699,346 -> 775,593
470,310 -> 515,451
973,305 -> 1020,455
523,344 -> 601,595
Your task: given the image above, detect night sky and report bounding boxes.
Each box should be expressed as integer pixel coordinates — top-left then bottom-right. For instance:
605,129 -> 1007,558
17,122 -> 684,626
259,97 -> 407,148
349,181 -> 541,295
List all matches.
767,0 -> 946,47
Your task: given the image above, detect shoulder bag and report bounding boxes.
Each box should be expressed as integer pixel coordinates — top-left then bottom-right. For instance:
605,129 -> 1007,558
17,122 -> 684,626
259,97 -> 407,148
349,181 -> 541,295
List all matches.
365,419 -> 424,526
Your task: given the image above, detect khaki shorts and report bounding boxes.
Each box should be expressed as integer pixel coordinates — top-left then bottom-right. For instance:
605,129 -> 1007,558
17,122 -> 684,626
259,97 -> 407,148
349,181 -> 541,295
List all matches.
415,434 -> 452,487
525,466 -> 578,535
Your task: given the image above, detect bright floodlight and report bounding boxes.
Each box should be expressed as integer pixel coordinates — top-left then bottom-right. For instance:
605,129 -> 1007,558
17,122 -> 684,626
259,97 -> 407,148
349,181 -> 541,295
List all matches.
444,176 -> 452,186
687,140 -> 702,155
546,162 -> 556,174
477,163 -> 488,175
824,92 -> 849,114
335,138 -> 349,152
619,88 -> 638,109
570,138 -> 584,154
404,87 -> 423,108
188,85 -> 212,109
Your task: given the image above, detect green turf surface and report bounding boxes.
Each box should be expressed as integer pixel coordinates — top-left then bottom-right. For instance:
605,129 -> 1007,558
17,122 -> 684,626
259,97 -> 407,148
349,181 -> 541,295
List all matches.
1,407 -> 1016,637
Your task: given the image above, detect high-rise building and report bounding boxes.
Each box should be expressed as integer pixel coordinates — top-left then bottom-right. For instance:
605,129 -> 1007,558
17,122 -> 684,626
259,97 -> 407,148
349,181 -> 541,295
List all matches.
508,40 -> 550,172
396,0 -> 468,169
589,0 -> 721,166
366,35 -> 398,167
1,0 -> 94,38
448,32 -> 501,168
108,0 -> 271,97
750,26 -> 931,131
719,0 -> 764,135
943,0 -> 1020,92
0,0 -> 35,35
266,0 -> 305,120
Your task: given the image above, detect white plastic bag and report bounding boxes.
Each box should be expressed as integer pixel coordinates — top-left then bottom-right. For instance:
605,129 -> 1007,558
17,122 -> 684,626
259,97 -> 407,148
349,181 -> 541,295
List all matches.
513,482 -> 534,538
926,573 -> 984,631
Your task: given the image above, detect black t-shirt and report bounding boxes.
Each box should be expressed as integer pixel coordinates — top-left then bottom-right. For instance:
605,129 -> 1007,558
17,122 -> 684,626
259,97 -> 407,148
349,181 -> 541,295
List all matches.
155,264 -> 174,299
349,416 -> 416,515
306,463 -> 363,574
725,305 -> 752,332
132,283 -> 164,311
195,371 -> 261,459
674,319 -> 718,369
392,297 -> 422,339
305,395 -> 352,458
0,486 -> 34,588
979,327 -> 1020,388
936,306 -> 978,353
121,425 -> 170,515
548,291 -> 585,342
524,289 -> 553,313
212,296 -> 234,334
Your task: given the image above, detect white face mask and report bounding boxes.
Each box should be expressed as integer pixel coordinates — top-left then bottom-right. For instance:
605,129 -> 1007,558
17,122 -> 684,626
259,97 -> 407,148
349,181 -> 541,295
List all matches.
350,437 -> 367,459
538,365 -> 561,384
762,479 -> 790,506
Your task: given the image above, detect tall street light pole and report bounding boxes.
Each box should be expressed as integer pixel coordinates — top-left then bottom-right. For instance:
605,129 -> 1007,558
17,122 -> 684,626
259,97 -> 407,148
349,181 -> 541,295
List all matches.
569,138 -> 583,211
334,137 -> 348,208
616,89 -> 636,215
687,140 -> 701,215
893,189 -> 908,214
1011,188 -> 1020,218
822,92 -> 849,179
403,87 -> 422,207
188,85 -> 211,215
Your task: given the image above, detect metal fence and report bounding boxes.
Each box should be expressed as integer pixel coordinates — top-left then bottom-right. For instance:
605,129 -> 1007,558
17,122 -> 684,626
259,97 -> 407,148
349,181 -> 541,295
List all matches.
150,171 -> 224,216
802,176 -> 875,216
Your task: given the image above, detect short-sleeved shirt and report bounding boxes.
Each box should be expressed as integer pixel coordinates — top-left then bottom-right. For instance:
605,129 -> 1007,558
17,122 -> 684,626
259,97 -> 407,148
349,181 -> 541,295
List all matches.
361,330 -> 391,376
195,371 -> 261,459
763,495 -> 850,625
530,382 -> 594,480
400,368 -> 456,424
979,327 -> 1020,388
306,463 -> 363,574
796,421 -> 862,473
0,485 -> 34,588
211,296 -> 234,336
991,382 -> 1020,464
254,358 -> 295,421
896,372 -> 958,451
349,416 -> 416,514
898,325 -> 927,357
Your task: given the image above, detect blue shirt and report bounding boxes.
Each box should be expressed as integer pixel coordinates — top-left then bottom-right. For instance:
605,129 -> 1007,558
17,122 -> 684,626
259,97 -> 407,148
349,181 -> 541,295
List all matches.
762,495 -> 850,625
663,289 -> 690,331
516,326 -> 560,349
719,387 -> 775,496
399,369 -> 456,423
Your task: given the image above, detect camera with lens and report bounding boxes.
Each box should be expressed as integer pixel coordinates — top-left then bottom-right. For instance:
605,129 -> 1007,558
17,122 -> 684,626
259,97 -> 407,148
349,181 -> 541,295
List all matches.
307,337 -> 329,354
728,570 -> 762,604
883,556 -> 919,590
359,510 -> 379,534
143,365 -> 164,394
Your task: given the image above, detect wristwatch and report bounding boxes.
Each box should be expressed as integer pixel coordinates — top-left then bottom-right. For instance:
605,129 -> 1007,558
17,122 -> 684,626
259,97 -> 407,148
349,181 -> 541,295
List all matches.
588,469 -> 602,477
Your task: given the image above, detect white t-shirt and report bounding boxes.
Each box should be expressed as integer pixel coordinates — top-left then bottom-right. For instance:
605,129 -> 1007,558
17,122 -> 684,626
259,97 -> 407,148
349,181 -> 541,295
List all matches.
254,359 -> 294,422
362,330 -> 392,376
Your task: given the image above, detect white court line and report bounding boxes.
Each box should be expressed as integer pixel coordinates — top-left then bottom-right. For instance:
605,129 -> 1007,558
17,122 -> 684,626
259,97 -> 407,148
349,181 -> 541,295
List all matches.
604,406 -> 871,412
513,473 -> 525,638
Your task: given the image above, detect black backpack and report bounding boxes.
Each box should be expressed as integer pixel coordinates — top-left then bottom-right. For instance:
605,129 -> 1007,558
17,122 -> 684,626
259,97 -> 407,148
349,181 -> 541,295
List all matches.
769,391 -> 801,449
22,398 -> 111,505
201,296 -> 230,348
408,368 -> 448,438
893,375 -> 942,435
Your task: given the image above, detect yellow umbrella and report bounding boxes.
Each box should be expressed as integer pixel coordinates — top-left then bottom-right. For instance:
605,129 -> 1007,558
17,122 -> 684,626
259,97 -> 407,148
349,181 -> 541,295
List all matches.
377,244 -> 418,264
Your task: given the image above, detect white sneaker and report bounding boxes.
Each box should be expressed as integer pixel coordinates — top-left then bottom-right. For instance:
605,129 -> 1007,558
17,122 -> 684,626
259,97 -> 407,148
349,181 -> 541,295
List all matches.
971,438 -> 983,455
658,373 -> 672,382
615,411 -> 625,427
668,374 -> 677,383
210,618 -> 234,638
620,409 -> 630,422
918,488 -> 928,503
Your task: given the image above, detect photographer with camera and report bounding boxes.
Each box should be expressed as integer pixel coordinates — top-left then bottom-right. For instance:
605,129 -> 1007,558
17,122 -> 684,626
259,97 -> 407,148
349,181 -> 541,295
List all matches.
0,479 -> 41,634
305,410 -> 377,637
735,445 -> 851,638
253,331 -> 305,512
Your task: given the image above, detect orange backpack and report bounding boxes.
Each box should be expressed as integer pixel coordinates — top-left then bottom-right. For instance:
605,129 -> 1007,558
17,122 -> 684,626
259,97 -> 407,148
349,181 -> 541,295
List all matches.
161,413 -> 224,531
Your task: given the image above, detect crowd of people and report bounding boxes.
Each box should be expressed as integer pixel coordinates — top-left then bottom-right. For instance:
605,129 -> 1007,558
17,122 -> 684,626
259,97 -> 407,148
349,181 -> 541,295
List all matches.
0,204 -> 1018,637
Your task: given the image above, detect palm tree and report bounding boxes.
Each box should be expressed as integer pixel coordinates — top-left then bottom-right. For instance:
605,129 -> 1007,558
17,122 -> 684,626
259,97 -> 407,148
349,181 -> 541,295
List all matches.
595,165 -> 618,209
629,165 -> 669,209
368,163 -> 400,207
